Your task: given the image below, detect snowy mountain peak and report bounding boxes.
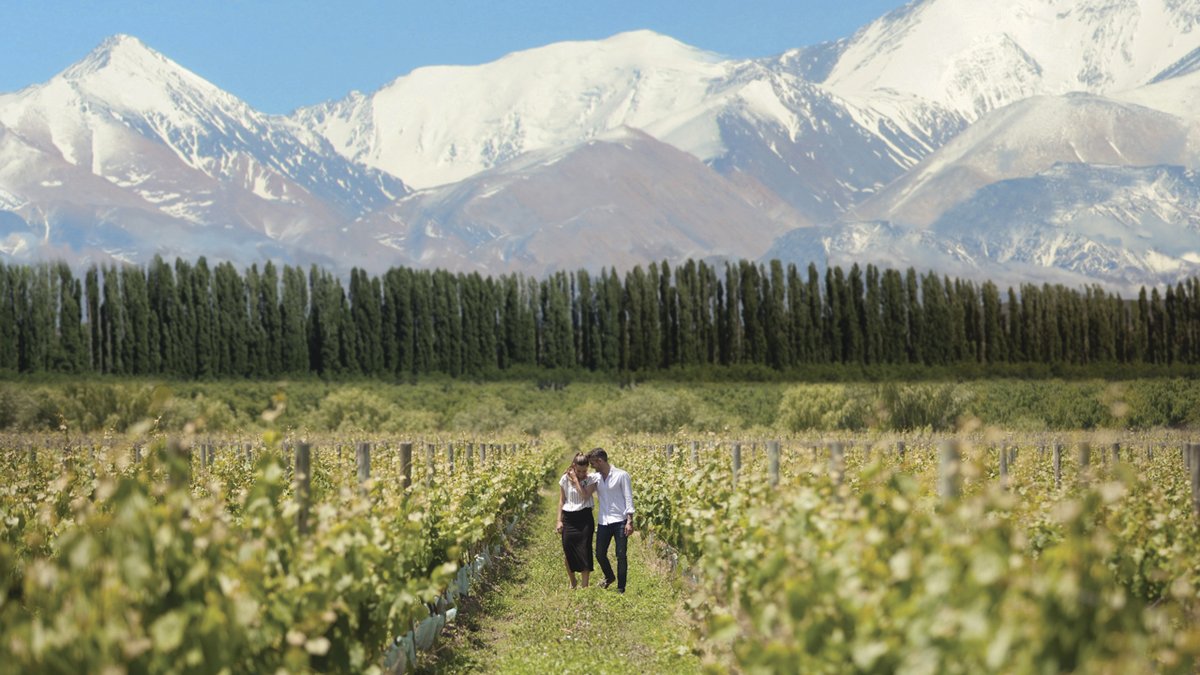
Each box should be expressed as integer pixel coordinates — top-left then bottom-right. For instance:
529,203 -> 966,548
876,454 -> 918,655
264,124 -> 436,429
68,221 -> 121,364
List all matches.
296,29 -> 734,188
52,34 -> 236,119
63,34 -> 162,76
823,0 -> 1200,119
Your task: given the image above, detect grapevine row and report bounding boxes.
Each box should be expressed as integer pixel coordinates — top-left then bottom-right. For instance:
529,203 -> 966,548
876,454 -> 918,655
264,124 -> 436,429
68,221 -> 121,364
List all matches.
615,433 -> 1200,672
0,433 -> 559,672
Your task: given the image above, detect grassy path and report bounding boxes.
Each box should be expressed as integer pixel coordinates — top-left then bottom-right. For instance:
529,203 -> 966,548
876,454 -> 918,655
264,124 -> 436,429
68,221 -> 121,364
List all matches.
421,485 -> 702,674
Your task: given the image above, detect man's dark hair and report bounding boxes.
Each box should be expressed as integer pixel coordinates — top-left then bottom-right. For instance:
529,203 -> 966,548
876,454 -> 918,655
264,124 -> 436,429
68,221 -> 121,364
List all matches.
587,448 -> 608,462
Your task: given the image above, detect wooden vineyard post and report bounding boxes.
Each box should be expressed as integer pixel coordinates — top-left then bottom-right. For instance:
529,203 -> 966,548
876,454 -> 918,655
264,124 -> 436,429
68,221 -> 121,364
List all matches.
768,440 -> 781,488
356,442 -> 371,492
897,441 -> 906,463
1079,442 -> 1091,484
400,442 -> 413,491
732,442 -> 742,489
690,441 -> 699,467
666,444 -> 675,460
481,443 -> 488,466
295,443 -> 312,535
1053,444 -> 1063,490
939,440 -> 961,502
466,443 -> 475,471
447,443 -> 456,475
133,443 -> 141,464
1111,443 -> 1120,466
425,444 -> 435,486
1189,443 -> 1200,518
828,442 -> 844,487
28,443 -> 36,467
999,445 -> 1009,487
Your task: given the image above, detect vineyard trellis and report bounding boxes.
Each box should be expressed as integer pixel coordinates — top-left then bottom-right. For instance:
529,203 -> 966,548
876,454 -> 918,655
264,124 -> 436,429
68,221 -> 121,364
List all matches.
613,430 -> 1200,672
0,431 -> 559,672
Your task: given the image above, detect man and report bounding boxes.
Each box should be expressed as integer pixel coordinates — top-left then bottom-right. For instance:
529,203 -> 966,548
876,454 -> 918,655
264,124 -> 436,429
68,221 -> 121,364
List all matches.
587,448 -> 634,593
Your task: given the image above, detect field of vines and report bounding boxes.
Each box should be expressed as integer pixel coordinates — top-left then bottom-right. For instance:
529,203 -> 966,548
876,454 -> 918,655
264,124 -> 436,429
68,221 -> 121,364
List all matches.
0,431 -> 559,673
618,432 -> 1200,673
3,424 -> 1200,673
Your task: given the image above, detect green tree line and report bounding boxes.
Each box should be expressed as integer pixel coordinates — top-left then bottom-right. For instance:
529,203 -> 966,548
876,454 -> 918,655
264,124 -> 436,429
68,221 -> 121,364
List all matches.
1,257 -> 1198,378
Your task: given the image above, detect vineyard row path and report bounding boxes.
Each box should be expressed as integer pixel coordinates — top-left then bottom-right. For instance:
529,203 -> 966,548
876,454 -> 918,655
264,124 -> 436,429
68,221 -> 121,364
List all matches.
420,476 -> 703,673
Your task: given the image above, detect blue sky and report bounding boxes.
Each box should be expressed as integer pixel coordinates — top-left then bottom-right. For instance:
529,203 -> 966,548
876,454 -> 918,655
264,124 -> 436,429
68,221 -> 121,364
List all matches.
1,1 -> 908,114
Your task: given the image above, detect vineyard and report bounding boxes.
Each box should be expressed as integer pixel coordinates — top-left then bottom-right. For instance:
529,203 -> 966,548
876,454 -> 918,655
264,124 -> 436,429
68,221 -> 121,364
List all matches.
621,432 -> 1200,672
3,427 -> 1200,673
0,431 -> 558,673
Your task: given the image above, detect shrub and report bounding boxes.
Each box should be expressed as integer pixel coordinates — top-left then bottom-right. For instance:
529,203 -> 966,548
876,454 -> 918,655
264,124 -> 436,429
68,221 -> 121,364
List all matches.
777,385 -> 870,432
878,383 -> 968,431
605,388 -> 698,434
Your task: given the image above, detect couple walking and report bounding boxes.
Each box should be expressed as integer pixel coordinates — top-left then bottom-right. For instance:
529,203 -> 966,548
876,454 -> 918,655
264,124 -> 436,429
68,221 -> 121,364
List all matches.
556,448 -> 633,592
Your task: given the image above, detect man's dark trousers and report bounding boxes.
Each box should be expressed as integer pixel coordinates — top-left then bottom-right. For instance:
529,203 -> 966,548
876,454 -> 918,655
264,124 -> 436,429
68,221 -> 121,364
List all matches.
596,522 -> 627,591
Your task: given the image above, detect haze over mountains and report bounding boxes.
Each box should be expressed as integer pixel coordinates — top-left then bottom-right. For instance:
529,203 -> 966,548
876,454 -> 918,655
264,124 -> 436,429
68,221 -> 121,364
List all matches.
3,0 -> 1200,290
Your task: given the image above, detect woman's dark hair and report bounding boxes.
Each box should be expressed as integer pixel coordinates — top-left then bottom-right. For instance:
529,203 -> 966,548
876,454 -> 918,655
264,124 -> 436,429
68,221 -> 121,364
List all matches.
573,452 -> 589,466
587,448 -> 608,462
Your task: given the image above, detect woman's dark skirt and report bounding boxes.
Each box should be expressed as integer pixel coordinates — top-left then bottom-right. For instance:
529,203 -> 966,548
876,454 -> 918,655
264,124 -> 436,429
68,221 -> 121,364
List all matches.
561,508 -> 595,572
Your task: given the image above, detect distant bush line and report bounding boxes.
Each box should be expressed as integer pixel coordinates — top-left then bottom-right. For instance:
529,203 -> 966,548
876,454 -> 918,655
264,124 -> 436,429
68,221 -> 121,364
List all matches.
0,379 -> 1196,436
0,257 -> 1197,379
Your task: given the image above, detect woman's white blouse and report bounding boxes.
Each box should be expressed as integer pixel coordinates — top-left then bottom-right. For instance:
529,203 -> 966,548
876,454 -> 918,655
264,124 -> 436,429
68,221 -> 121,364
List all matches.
559,472 -> 599,511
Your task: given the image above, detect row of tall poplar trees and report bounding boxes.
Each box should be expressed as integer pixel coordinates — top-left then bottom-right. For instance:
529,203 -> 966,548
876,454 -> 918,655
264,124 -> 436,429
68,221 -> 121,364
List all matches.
1,257 -> 1198,378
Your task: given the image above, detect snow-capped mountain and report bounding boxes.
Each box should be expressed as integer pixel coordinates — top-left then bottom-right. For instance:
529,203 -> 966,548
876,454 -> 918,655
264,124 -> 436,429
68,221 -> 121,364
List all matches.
4,0 -> 1200,288
0,35 -> 405,266
768,163 -> 1200,292
296,30 -> 957,223
822,0 -> 1200,120
761,0 -> 1200,288
349,128 -> 806,274
849,93 -> 1200,226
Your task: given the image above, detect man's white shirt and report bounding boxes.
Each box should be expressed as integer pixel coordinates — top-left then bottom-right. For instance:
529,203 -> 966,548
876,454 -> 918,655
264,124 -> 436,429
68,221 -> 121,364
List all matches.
594,466 -> 634,526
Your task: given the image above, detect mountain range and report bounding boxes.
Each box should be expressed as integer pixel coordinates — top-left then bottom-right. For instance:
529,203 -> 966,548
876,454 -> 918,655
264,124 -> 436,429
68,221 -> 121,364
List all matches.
2,0 -> 1200,291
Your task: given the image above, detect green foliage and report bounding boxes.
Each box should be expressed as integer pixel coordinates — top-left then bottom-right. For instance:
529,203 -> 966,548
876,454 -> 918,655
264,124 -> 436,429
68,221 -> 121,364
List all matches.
0,434 -> 561,672
616,439 -> 1200,673
1119,379 -> 1200,428
1,378 -> 1199,436
449,395 -> 515,434
777,384 -> 871,432
605,388 -> 701,434
312,387 -> 438,434
878,382 -> 969,431
7,257 -> 1200,381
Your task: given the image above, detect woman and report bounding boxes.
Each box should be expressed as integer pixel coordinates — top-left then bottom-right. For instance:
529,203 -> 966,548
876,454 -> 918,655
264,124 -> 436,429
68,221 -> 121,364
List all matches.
556,452 -> 599,589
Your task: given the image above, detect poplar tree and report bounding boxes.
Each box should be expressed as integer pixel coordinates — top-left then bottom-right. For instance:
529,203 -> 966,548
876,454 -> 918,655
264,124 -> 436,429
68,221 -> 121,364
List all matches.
0,263 -> 18,372
280,264 -> 309,375
259,261 -> 283,376
84,266 -> 101,372
981,281 -> 1004,364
